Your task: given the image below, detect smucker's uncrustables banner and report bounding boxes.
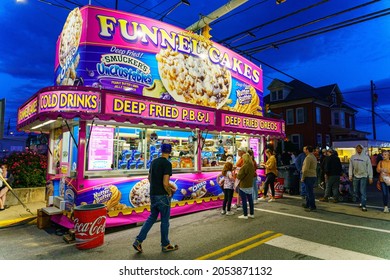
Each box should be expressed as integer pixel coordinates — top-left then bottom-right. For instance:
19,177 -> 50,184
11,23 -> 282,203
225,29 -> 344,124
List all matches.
54,6 -> 264,116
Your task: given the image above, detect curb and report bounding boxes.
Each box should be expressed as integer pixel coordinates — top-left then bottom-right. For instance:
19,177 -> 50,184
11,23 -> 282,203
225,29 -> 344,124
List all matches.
0,216 -> 37,229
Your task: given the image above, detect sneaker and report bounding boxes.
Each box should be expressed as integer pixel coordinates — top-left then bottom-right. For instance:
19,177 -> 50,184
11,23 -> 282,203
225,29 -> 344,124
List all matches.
254,200 -> 259,204
238,215 -> 248,219
162,244 -> 178,252
132,240 -> 143,253
319,197 -> 329,202
359,203 -> 362,208
305,208 -> 317,212
268,198 -> 275,202
362,207 -> 367,212
231,204 -> 237,209
226,211 -> 235,215
236,206 -> 243,211
220,210 -> 226,215
259,197 -> 266,201
248,214 -> 255,219
384,206 -> 389,213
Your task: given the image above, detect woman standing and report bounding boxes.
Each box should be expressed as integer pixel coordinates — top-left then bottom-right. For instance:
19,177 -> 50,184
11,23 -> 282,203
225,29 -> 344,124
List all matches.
260,149 -> 278,202
236,154 -> 256,219
218,162 -> 235,215
376,150 -> 390,213
247,149 -> 259,203
0,164 -> 14,211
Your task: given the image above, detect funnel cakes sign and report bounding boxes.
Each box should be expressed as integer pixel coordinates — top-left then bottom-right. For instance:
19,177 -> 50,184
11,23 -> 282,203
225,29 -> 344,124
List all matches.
54,6 -> 264,116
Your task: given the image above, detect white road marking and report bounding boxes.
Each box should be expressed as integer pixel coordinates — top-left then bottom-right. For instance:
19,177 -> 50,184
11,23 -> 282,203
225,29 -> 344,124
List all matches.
265,235 -> 385,260
254,208 -> 390,234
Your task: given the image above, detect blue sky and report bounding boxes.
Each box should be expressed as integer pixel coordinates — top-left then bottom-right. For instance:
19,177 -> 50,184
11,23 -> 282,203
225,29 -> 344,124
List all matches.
1,0 -> 389,140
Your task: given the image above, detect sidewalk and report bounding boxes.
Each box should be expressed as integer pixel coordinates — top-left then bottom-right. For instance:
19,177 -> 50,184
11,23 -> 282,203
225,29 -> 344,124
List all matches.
0,201 -> 46,228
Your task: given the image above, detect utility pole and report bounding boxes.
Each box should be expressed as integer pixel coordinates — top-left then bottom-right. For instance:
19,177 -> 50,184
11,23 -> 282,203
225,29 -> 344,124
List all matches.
371,80 -> 376,140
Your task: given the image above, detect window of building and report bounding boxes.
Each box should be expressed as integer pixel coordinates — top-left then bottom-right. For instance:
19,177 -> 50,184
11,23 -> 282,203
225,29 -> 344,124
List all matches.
286,109 -> 294,125
296,108 -> 304,124
333,111 -> 340,126
316,107 -> 321,124
349,116 -> 353,129
317,133 -> 322,147
291,134 -> 301,149
332,111 -> 345,127
325,134 -> 331,146
271,90 -> 283,101
278,90 -> 283,100
340,111 -> 345,128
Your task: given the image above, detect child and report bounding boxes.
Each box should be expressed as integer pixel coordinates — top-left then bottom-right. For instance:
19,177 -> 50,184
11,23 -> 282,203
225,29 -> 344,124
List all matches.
218,162 -> 235,215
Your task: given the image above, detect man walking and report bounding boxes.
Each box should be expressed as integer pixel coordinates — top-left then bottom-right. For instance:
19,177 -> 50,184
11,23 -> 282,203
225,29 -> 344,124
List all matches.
294,149 -> 306,199
133,143 -> 178,253
349,144 -> 373,212
320,149 -> 342,202
301,146 -> 317,211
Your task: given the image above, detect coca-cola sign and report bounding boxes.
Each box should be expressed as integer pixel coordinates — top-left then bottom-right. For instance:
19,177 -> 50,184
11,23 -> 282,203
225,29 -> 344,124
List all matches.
74,215 -> 106,236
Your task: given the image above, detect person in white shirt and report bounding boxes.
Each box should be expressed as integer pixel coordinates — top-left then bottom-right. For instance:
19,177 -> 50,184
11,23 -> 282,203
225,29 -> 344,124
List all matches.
348,144 -> 373,211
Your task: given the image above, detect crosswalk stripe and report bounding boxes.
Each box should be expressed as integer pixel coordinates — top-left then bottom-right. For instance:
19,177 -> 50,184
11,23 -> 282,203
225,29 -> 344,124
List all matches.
217,233 -> 283,260
265,235 -> 385,260
195,231 -> 275,260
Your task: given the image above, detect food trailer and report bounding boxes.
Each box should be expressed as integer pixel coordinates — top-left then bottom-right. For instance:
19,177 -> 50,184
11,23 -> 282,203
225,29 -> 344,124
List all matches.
333,140 -> 390,163
16,5 -> 285,228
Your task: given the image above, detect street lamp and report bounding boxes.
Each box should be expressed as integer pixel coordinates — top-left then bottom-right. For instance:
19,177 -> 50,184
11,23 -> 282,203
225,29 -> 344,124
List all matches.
160,0 -> 190,21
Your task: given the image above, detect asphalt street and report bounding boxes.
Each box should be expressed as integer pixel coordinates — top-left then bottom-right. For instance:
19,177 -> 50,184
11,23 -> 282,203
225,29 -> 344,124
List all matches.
0,187 -> 389,261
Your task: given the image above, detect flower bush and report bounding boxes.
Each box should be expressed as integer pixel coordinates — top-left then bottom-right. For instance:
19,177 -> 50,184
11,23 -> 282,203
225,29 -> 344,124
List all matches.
1,150 -> 47,188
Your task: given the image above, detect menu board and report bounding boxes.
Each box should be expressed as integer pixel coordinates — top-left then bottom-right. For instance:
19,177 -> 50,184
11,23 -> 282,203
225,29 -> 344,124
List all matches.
88,126 -> 114,170
249,138 -> 259,161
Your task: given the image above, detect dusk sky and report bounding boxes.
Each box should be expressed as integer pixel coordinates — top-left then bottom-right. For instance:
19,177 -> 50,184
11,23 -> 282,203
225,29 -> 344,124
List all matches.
1,0 -> 389,140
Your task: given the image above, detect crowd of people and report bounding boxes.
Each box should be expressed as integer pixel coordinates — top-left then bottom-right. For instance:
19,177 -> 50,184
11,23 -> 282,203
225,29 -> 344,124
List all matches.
219,143 -> 390,217
314,144 -> 389,213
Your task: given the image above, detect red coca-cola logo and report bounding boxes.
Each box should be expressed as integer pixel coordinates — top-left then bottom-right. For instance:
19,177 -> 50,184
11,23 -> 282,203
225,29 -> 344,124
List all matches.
74,215 -> 106,236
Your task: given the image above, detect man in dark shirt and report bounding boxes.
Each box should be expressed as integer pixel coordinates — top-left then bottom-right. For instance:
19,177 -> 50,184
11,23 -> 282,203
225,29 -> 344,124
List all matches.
294,150 -> 306,199
320,149 -> 342,202
133,143 -> 178,253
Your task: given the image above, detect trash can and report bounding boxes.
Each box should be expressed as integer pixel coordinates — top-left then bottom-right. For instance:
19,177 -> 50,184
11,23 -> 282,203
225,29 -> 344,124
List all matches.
277,165 -> 300,195
73,203 -> 107,250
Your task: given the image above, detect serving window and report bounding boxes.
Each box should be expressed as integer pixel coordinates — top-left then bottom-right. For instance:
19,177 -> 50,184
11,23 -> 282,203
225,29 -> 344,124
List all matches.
200,133 -> 262,171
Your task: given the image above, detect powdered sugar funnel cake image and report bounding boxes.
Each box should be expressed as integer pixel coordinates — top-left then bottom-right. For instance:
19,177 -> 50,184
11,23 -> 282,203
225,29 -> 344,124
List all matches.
156,40 -> 232,109
129,179 -> 150,207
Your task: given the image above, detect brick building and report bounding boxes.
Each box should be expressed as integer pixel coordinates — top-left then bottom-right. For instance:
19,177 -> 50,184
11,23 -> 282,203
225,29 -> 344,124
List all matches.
264,79 -> 369,150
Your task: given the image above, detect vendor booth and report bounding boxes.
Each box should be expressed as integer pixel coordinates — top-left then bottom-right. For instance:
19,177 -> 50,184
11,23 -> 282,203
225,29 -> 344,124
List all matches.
17,5 -> 285,228
333,140 -> 390,163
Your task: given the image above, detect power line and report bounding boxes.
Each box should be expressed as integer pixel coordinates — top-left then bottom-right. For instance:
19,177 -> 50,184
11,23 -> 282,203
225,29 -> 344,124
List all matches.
212,0 -> 270,25
344,100 -> 390,126
217,0 -> 330,43
234,0 -> 380,49
246,8 -> 390,54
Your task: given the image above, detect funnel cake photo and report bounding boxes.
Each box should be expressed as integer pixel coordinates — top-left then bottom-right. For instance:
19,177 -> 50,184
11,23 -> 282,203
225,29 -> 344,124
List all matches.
156,40 -> 232,109
130,179 -> 151,207
58,7 -> 83,67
